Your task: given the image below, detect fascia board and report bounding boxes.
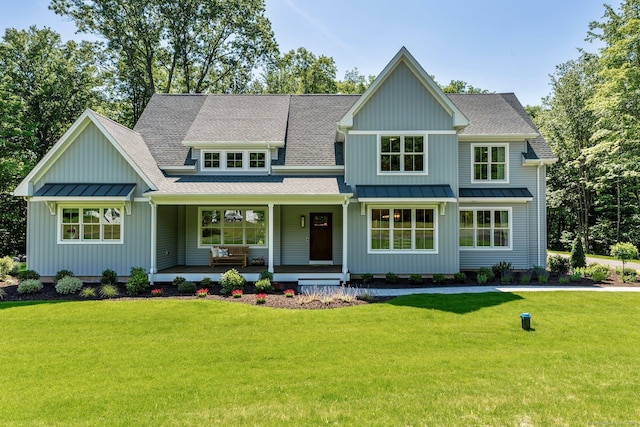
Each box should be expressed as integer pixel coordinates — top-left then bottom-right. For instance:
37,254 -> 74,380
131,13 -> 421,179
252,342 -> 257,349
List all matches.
459,134 -> 540,142
182,141 -> 285,148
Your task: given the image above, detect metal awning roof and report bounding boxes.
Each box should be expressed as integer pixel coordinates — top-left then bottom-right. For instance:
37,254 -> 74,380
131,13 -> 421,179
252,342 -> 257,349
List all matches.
459,187 -> 533,202
34,183 -> 136,198
356,185 -> 456,202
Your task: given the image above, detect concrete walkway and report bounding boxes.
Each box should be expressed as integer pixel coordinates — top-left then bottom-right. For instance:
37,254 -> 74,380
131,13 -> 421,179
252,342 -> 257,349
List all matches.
352,285 -> 640,297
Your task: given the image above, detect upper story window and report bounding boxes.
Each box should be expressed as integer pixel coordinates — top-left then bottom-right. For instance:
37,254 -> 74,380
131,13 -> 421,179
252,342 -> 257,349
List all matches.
472,143 -> 508,182
201,150 -> 268,171
59,206 -> 123,244
379,135 -> 426,174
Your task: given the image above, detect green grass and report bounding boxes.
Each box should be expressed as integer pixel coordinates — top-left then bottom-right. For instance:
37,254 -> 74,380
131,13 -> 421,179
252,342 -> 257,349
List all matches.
548,249 -> 640,264
1,293 -> 640,425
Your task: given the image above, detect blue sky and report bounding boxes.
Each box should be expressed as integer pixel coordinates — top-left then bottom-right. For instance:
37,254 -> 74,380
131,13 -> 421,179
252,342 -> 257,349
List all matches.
0,0 -> 612,106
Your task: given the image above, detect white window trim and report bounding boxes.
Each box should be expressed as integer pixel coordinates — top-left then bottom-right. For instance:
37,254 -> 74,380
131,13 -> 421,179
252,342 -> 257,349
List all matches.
197,206 -> 268,248
57,204 -> 124,245
377,133 -> 429,176
459,207 -> 512,251
367,204 -> 438,254
470,143 -> 509,184
200,150 -> 269,172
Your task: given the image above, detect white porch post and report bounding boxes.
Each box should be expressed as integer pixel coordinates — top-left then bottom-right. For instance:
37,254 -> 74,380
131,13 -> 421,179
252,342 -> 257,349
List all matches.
342,199 -> 349,275
268,203 -> 274,274
149,200 -> 157,284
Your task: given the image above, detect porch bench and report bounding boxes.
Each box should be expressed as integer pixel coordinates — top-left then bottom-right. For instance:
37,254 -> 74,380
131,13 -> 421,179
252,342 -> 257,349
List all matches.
209,246 -> 249,268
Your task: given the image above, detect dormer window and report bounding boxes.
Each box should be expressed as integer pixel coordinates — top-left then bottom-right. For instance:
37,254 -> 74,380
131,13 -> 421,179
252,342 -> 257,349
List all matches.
201,150 -> 268,171
378,135 -> 427,174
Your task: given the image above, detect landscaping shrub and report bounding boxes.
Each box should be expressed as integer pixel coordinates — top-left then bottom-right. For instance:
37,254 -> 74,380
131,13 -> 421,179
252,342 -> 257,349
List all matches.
255,278 -> 273,292
531,265 -> 546,279
126,267 -> 149,296
548,255 -> 570,275
100,269 -> 118,285
477,274 -> 488,285
361,273 -> 373,284
172,276 -> 186,286
0,256 -> 16,280
558,276 -> 569,285
17,279 -> 43,294
178,281 -> 196,294
570,237 -> 586,269
259,270 -> 273,281
53,269 -> 74,284
538,273 -> 549,284
477,267 -> 495,281
18,269 -> 40,281
587,263 -> 610,277
200,277 -> 212,288
491,261 -> 512,277
432,274 -> 445,284
385,272 -> 399,284
220,269 -> 246,294
500,271 -> 514,284
79,287 -> 96,298
0,287 -> 6,299
570,272 -> 582,282
409,274 -> 422,285
99,284 -> 119,298
453,272 -> 466,283
55,276 -> 83,295
591,269 -> 607,283
520,273 -> 531,284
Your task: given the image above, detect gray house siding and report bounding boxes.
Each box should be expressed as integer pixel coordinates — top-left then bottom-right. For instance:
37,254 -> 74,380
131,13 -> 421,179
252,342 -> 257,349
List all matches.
527,166 -> 547,267
458,203 -> 529,270
33,123 -> 150,197
156,205 -> 179,270
458,140 -> 535,187
352,61 -> 453,131
347,202 -> 459,275
27,201 -> 151,276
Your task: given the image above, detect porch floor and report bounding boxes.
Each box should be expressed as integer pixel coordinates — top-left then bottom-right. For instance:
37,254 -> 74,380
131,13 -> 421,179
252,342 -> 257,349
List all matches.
158,265 -> 343,275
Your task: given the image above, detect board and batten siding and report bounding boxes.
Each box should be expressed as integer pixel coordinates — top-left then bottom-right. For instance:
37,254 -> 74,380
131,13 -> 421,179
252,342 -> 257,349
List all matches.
280,205 -> 343,265
33,123 -> 150,197
26,201 -> 151,276
458,203 -> 529,270
352,61 -> 453,131
347,202 -> 459,275
184,205 -> 278,266
156,205 -> 178,270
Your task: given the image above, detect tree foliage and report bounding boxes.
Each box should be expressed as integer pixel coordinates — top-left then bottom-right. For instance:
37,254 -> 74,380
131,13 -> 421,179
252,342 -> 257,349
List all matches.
336,68 -> 374,94
51,0 -> 278,125
440,80 -> 489,94
262,47 -> 337,94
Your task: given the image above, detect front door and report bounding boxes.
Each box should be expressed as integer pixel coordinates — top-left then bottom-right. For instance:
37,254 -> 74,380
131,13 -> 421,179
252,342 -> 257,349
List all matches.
310,213 -> 332,262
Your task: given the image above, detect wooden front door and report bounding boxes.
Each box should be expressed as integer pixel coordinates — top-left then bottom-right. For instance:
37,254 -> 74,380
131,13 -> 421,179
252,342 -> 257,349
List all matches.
310,213 -> 332,261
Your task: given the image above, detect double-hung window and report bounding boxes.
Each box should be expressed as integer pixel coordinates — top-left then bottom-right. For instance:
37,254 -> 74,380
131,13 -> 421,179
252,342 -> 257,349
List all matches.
201,150 -> 268,171
472,144 -> 508,182
369,207 -> 436,253
379,135 -> 426,174
59,206 -> 122,243
199,208 -> 267,247
459,208 -> 510,249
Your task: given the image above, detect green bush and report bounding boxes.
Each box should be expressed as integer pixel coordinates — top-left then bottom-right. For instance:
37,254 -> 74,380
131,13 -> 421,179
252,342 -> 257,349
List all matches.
255,278 -> 273,292
558,276 -> 569,285
361,273 -> 373,284
0,287 -> 6,299
570,272 -> 582,282
453,272 -> 466,283
126,267 -> 149,296
200,277 -> 212,288
259,270 -> 273,281
79,287 -> 97,298
538,274 -> 549,284
172,276 -> 186,286
477,267 -> 495,281
178,281 -> 196,294
591,269 -> 607,283
432,274 -> 445,284
385,272 -> 399,284
491,261 -> 512,277
99,284 -> 120,298
53,269 -> 74,284
0,256 -> 16,280
409,274 -> 423,285
477,274 -> 488,285
17,279 -> 43,294
587,263 -> 610,277
18,269 -> 40,281
101,269 -> 118,285
570,237 -> 586,269
531,265 -> 546,279
548,255 -> 570,275
500,273 -> 513,284
623,274 -> 637,283
520,273 -> 531,285
220,269 -> 246,294
55,276 -> 83,295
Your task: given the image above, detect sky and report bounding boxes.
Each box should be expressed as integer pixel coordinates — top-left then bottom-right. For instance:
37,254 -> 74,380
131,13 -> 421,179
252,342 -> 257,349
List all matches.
0,0 -> 614,106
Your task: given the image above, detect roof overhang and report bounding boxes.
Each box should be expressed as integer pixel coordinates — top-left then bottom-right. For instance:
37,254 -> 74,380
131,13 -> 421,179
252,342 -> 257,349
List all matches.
30,183 -> 136,214
271,166 -> 345,175
182,141 -> 285,149
146,193 -> 352,206
458,187 -> 533,203
459,133 -> 540,142
356,185 -> 457,203
521,157 -> 558,166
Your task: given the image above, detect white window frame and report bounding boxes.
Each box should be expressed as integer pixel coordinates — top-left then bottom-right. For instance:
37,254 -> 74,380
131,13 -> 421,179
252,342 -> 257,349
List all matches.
377,133 -> 428,175
201,150 -> 269,171
198,207 -> 268,248
367,205 -> 438,254
57,205 -> 124,245
459,207 -> 512,250
470,143 -> 509,183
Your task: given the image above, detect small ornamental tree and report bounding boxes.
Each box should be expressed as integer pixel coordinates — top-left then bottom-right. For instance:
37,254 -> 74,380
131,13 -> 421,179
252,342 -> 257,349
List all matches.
570,237 -> 586,269
610,242 -> 639,272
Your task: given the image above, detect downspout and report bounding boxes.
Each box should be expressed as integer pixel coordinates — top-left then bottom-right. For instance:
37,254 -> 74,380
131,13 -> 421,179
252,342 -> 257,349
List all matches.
149,199 -> 157,285
536,161 -> 543,267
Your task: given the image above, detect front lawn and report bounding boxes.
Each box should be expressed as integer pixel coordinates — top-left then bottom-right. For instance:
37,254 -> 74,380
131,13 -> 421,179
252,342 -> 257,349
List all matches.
1,293 -> 639,425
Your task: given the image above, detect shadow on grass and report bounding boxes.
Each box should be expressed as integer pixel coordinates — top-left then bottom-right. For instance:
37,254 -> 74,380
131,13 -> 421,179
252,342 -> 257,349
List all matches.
383,292 -> 524,314
0,300 -> 72,310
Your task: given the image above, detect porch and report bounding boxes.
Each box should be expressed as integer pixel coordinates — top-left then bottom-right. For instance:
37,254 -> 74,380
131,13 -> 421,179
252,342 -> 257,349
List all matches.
153,264 -> 346,284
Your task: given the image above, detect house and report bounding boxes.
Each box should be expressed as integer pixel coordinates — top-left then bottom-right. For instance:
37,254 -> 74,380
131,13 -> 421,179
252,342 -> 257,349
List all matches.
13,47 -> 556,283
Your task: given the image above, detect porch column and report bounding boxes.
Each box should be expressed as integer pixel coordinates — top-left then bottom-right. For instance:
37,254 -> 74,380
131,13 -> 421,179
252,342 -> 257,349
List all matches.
268,203 -> 274,274
342,200 -> 349,275
149,200 -> 157,284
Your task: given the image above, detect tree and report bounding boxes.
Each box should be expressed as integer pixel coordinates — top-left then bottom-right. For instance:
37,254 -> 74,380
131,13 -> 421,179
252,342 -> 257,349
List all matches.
440,80 -> 489,94
51,0 -> 278,125
570,236 -> 587,269
610,242 -> 639,272
262,47 -> 337,94
337,68 -> 374,94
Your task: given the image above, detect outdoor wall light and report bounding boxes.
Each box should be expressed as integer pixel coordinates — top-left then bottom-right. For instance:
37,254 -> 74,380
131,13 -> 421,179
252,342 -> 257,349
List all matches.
300,215 -> 305,228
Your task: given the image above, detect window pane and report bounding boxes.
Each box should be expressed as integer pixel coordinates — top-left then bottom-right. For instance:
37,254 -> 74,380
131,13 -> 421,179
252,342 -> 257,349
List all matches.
204,152 -> 220,168
62,224 -> 79,240
405,136 -> 415,153
416,229 -> 434,250
224,210 -> 243,223
201,227 -> 221,245
389,137 -> 401,152
477,211 -> 491,228
371,229 -> 390,250
460,211 -> 474,228
476,229 -> 491,246
414,154 -> 424,171
459,229 -> 474,247
474,147 -> 488,162
494,210 -> 509,228
394,209 -> 411,228
249,152 -> 266,168
104,208 -> 121,225
103,225 -> 121,240
62,208 -> 79,224
494,229 -> 509,247
381,136 -> 391,152
83,224 -> 101,240
491,164 -> 505,180
492,146 -> 506,162
83,208 -> 100,224
372,209 -> 390,228
202,210 -> 220,226
414,136 -> 424,152
226,152 -> 243,168
245,210 -> 266,245
416,209 -> 433,228
393,230 -> 412,250
474,164 -> 488,180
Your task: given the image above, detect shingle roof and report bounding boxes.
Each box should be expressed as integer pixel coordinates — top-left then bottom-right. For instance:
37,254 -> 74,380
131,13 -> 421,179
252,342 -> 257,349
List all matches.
285,95 -> 360,166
